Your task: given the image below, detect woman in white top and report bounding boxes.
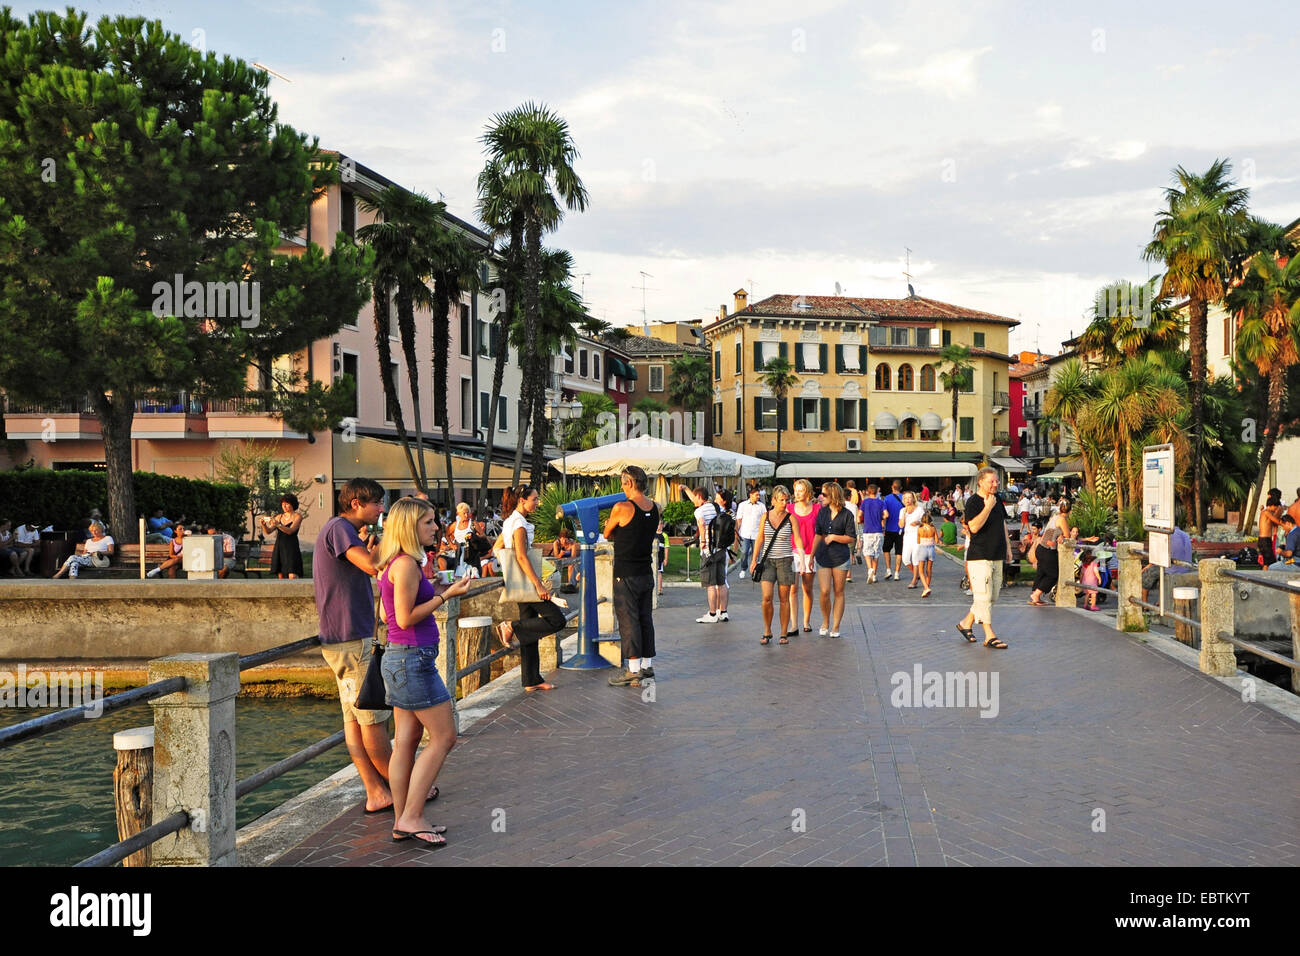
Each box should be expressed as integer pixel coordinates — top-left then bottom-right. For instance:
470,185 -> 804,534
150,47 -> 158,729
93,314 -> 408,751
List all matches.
900,492 -> 925,588
449,502 -> 474,574
494,485 -> 566,692
54,521 -> 114,579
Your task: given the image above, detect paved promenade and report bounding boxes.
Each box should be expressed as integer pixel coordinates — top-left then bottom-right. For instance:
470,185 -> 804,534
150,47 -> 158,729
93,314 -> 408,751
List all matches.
278,557 -> 1300,866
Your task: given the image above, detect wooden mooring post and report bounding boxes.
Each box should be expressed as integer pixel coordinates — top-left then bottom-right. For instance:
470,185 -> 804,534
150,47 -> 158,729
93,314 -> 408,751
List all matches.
1172,586 -> 1198,646
113,726 -> 155,867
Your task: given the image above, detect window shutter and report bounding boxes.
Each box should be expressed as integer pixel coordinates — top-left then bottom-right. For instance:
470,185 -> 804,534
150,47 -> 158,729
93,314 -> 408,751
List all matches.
778,341 -> 788,362
835,398 -> 843,430
754,396 -> 762,428
795,343 -> 804,371
793,398 -> 803,431
859,399 -> 869,427
835,345 -> 844,374
819,344 -> 828,373
859,346 -> 867,371
820,397 -> 829,431
777,399 -> 787,431
754,342 -> 762,371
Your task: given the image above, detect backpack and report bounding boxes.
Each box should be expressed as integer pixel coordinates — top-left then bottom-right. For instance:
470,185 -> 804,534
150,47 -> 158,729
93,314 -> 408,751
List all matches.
710,506 -> 737,552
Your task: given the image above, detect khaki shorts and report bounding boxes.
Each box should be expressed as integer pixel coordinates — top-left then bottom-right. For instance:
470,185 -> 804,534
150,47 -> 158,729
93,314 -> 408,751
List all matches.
967,559 -> 1003,626
320,639 -> 392,726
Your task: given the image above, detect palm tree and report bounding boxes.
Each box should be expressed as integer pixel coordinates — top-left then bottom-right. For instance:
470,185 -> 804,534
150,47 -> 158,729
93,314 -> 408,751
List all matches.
357,185 -> 445,493
1226,230 -> 1300,530
760,356 -> 799,474
427,219 -> 483,506
667,353 -> 712,445
1045,357 -> 1100,493
1078,279 -> 1184,367
937,343 -> 974,460
1144,159 -> 1250,532
480,103 -> 589,485
565,392 -> 617,450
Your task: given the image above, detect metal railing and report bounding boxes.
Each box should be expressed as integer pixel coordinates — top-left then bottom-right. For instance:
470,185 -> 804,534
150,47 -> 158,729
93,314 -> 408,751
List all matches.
993,391 -> 1010,407
1023,403 -> 1043,420
4,394 -> 96,415
207,390 -> 277,414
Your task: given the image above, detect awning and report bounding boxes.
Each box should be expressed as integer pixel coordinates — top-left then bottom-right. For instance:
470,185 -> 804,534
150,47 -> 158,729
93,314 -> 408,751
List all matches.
989,456 -> 1031,472
919,412 -> 943,430
897,411 -> 920,425
775,461 -> 979,479
334,433 -> 517,487
873,412 -> 899,430
609,357 -> 633,380
621,360 -> 638,381
1040,455 -> 1085,477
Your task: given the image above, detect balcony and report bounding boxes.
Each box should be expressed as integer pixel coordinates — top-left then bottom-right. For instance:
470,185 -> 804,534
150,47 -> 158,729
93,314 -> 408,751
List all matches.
131,392 -> 208,440
992,390 -> 1010,411
1023,402 -> 1043,420
206,390 -> 308,439
993,431 -> 1011,446
3,394 -> 100,440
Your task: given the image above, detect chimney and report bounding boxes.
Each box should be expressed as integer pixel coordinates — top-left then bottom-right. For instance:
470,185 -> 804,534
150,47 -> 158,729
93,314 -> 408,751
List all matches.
733,288 -> 748,313
719,304 -> 727,322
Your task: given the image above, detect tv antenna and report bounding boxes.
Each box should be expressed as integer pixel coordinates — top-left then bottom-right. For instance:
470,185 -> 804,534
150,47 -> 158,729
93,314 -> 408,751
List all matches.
252,62 -> 293,82
576,272 -> 592,301
904,247 -> 915,297
633,271 -> 656,334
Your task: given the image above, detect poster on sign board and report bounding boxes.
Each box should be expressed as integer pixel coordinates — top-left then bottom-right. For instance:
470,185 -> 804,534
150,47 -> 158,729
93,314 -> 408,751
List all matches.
1142,444 -> 1175,533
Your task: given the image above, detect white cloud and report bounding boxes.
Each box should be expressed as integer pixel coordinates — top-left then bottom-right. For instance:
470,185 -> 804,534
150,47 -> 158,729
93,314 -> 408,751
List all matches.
872,46 -> 994,98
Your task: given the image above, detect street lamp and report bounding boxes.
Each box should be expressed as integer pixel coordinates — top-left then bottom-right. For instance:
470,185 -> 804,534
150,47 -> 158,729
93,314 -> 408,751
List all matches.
546,394 -> 584,493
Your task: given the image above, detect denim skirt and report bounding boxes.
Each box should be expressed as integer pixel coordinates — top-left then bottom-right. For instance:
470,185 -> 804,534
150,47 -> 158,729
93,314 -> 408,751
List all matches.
380,643 -> 451,711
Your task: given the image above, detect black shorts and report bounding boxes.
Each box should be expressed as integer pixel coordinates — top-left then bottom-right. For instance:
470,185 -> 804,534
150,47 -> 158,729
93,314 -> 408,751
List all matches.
883,532 -> 903,555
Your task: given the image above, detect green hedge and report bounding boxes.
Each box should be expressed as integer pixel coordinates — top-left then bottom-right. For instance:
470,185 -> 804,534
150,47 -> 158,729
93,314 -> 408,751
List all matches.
0,469 -> 248,533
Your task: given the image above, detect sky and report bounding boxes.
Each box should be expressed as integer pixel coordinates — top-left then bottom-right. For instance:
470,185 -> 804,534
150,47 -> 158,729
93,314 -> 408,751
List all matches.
27,0 -> 1300,355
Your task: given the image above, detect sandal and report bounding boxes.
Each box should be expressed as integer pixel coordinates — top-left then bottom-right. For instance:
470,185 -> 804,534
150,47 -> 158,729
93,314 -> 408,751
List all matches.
956,623 -> 976,643
779,634 -> 789,644
494,621 -> 516,648
921,589 -> 931,598
983,637 -> 1008,650
392,828 -> 447,848
392,824 -> 447,840
1027,599 -> 1049,607
760,634 -> 772,645
803,625 -> 812,633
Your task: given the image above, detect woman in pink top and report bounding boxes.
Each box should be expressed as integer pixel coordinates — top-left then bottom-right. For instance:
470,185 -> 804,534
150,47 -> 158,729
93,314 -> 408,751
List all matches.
790,479 -> 821,633
376,497 -> 470,849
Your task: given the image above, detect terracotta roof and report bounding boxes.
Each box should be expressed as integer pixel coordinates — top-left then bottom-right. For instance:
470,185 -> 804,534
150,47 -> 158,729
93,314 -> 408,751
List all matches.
614,333 -> 708,357
1008,361 -> 1046,378
867,345 -> 1017,363
718,294 -> 1019,326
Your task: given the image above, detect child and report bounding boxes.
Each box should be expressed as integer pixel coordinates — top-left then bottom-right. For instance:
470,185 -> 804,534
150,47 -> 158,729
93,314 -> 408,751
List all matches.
1080,548 -> 1101,610
1023,519 -> 1042,570
916,512 -> 936,598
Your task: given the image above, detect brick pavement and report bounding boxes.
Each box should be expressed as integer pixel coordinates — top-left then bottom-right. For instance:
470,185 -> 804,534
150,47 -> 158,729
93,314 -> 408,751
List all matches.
276,556 -> 1300,866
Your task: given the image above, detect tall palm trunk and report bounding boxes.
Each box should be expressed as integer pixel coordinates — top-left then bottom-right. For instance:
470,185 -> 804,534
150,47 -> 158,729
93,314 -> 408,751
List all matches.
396,287 -> 428,491
1242,363 -> 1286,536
524,209 -> 547,485
950,388 -> 958,459
529,351 -> 550,487
1114,441 -> 1125,512
373,289 -> 421,489
1189,297 -> 1208,532
432,282 -> 456,507
511,372 -> 530,487
478,311 -> 510,509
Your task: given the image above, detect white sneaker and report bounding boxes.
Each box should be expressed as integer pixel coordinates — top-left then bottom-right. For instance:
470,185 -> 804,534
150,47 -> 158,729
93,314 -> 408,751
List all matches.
146,567 -> 161,578
818,627 -> 829,636
717,611 -> 730,622
696,611 -> 719,624
867,572 -> 876,583
883,570 -> 892,580
738,570 -> 746,579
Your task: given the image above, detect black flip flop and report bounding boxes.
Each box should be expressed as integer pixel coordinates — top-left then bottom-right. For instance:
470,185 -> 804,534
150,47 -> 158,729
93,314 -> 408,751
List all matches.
392,828 -> 447,848
956,623 -> 976,643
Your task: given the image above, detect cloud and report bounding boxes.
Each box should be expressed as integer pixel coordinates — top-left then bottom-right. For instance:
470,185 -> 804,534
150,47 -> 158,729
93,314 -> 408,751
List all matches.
872,45 -> 994,98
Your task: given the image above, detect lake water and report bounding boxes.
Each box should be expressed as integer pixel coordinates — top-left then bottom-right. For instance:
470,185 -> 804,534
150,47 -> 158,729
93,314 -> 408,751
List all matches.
0,698 -> 353,866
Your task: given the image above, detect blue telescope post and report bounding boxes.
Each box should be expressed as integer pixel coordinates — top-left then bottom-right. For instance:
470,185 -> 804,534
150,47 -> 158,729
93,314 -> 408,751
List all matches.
557,491 -> 626,670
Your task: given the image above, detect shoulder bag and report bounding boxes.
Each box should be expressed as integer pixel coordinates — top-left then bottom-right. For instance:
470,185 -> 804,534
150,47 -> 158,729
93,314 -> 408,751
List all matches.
752,513 -> 789,581
499,545 -> 547,603
354,590 -> 389,711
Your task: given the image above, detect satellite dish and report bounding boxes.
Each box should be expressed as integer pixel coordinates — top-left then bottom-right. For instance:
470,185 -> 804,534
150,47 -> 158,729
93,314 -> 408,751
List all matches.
907,283 -> 916,297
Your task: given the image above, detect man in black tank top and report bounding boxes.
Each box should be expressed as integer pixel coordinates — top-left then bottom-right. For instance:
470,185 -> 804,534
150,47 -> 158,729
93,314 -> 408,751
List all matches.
604,465 -> 659,687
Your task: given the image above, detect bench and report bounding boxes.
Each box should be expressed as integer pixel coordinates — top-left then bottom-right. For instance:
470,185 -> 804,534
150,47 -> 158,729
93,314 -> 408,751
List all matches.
73,542 -> 172,577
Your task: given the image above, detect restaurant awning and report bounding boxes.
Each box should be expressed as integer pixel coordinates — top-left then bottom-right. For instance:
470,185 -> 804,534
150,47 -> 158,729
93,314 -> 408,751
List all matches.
334,433 -> 517,487
989,456 -> 1031,472
775,461 -> 979,479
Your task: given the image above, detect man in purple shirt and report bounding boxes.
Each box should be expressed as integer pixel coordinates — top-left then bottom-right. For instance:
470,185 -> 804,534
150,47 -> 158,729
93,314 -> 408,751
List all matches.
859,484 -> 886,583
314,477 -> 395,813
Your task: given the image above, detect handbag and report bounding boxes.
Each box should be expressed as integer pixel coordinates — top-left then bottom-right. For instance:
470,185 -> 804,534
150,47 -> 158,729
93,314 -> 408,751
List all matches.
354,593 -> 389,710
499,545 -> 547,603
752,513 -> 789,581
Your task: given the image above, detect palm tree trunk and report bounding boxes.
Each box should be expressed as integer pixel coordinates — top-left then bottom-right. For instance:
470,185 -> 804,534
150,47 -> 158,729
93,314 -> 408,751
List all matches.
431,283 -> 456,507
397,289 -> 428,492
529,352 -> 550,487
478,315 -> 509,511
1115,442 -> 1124,512
1243,364 -> 1286,541
950,389 -> 958,459
1189,297 -> 1208,533
775,422 -> 783,474
524,212 -> 544,486
374,291 -> 421,490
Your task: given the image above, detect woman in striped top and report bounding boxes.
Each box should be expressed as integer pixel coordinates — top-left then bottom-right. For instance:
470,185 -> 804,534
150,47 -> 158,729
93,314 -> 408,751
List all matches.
750,485 -> 804,645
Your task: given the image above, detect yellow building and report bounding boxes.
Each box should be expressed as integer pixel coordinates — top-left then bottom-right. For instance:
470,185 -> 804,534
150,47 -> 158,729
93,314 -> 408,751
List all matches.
702,289 -> 1018,485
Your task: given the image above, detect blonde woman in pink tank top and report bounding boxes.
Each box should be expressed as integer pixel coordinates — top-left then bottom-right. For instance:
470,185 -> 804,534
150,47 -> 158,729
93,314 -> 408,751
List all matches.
790,479 -> 821,633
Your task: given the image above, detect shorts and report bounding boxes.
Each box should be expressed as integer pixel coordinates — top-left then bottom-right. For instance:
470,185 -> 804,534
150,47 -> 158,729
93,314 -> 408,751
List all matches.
967,559 -> 1003,626
818,558 -> 851,572
862,533 -> 884,559
915,543 -> 935,563
221,556 -> 236,571
380,643 -> 451,711
701,552 -> 727,587
793,551 -> 816,574
1141,565 -> 1160,591
759,555 -> 795,587
883,531 -> 903,555
320,639 -> 393,725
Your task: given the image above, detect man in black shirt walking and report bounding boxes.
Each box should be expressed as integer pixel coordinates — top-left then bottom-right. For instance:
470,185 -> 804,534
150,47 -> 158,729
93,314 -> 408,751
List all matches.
605,465 -> 660,687
956,466 -> 1013,650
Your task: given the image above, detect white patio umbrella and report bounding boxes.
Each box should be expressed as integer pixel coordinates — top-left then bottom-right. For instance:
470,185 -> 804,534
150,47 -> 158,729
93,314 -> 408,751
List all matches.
680,444 -> 774,479
550,435 -> 716,477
